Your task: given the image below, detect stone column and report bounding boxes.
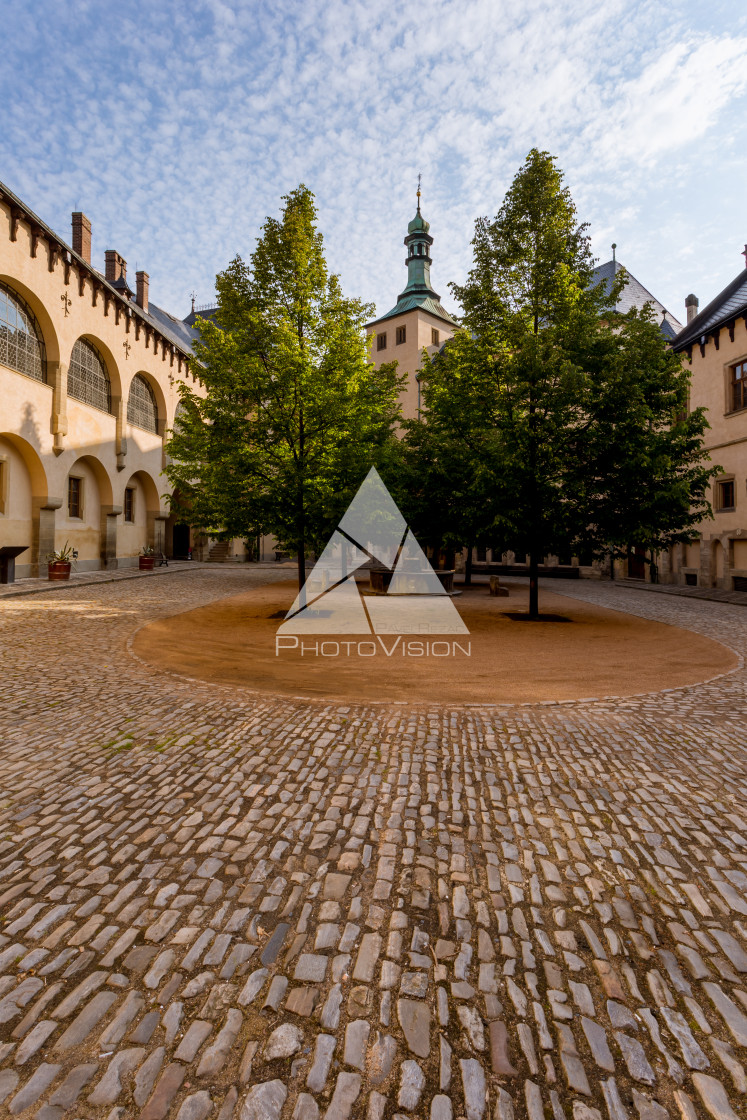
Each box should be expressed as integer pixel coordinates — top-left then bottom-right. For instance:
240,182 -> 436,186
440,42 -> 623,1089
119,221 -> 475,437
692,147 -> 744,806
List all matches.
101,506 -> 121,570
31,498 -> 62,578
700,536 -> 713,588
113,394 -> 126,471
49,362 -> 68,456
726,536 -> 735,590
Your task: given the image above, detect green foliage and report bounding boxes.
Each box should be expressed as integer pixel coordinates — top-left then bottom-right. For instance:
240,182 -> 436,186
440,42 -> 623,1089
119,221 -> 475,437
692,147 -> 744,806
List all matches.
165,186 -> 404,586
414,149 -> 717,611
47,541 -> 75,563
569,307 -> 719,570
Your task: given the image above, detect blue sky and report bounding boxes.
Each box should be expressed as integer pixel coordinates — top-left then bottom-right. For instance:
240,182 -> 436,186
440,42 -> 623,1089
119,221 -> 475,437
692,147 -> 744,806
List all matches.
3,0 -> 746,327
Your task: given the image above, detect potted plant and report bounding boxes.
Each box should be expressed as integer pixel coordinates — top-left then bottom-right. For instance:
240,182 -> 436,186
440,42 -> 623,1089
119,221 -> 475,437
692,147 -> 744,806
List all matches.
139,545 -> 156,571
47,542 -> 76,581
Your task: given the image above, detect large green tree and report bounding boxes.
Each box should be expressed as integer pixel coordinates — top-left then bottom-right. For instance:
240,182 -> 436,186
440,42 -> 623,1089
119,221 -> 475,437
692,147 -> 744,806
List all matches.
166,185 -> 404,590
568,306 -> 718,578
396,349 -> 500,582
418,149 -> 716,616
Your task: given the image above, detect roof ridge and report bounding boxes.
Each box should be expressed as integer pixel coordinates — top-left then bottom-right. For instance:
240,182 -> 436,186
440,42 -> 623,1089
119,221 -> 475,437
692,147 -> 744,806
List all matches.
672,268 -> 747,350
0,178 -> 194,357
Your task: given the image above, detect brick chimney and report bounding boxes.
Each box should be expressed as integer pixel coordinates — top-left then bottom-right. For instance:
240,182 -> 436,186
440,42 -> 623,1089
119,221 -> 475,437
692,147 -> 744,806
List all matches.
685,293 -> 699,323
105,250 -> 127,284
136,270 -> 149,314
72,212 -> 91,263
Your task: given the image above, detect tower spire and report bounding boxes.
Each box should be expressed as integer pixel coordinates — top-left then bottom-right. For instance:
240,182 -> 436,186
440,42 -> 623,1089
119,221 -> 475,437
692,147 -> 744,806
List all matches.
398,188 -> 438,302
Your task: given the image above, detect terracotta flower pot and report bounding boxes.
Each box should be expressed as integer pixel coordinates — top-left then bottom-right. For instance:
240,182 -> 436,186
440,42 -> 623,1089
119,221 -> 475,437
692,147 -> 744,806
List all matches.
48,561 -> 71,581
139,556 -> 156,571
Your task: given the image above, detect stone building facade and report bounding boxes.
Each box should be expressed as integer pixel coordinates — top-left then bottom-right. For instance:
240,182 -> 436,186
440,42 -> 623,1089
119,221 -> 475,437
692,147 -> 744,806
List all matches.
0,182 -> 212,577
668,256 -> 747,590
366,194 -> 458,420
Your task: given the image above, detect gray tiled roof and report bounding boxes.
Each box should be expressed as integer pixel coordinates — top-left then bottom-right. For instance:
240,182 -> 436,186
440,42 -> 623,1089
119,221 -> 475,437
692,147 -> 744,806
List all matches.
672,268 -> 747,351
368,294 -> 458,329
592,259 -> 683,334
0,179 -> 197,358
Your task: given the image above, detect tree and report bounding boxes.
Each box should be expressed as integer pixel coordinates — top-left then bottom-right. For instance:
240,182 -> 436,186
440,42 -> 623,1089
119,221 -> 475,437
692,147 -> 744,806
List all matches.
166,185 -> 404,590
568,306 -> 719,578
422,149 -> 717,616
397,344 -> 502,582
444,149 -> 617,616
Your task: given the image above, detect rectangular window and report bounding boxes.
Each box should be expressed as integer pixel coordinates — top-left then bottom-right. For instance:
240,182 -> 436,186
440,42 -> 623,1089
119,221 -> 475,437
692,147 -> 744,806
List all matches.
718,479 -> 735,510
0,460 -> 5,515
396,326 -> 406,345
431,328 -> 440,346
68,476 -> 81,519
377,332 -> 387,352
124,487 -> 135,523
731,361 -> 747,412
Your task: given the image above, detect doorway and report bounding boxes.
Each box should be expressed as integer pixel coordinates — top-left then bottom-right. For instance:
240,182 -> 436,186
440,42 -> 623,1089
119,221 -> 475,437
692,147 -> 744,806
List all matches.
172,523 -> 190,559
628,546 -> 646,580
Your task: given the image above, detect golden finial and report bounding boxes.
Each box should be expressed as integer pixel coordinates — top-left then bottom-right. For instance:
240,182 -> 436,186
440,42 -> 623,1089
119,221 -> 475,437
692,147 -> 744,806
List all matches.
417,173 -> 421,212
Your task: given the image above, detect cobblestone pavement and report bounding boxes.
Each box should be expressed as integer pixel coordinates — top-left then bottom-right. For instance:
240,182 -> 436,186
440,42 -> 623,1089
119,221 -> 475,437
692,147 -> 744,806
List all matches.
1,569 -> 747,1120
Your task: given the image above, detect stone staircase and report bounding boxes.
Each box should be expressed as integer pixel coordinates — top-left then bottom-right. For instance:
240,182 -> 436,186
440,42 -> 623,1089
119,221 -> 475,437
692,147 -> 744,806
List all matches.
207,541 -> 231,563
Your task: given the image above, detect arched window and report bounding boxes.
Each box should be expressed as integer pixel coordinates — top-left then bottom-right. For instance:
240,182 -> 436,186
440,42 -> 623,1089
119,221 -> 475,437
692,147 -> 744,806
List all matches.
127,374 -> 158,432
68,338 -> 111,412
0,281 -> 46,382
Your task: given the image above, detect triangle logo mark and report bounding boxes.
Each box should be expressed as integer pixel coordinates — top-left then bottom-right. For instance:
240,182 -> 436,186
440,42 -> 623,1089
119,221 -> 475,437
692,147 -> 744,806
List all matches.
277,467 -> 469,636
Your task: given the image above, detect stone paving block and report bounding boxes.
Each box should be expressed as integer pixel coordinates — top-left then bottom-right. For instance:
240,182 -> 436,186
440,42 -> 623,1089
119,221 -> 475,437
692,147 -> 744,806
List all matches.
241,1079 -> 287,1120
8,1062 -> 61,1113
88,1046 -> 145,1105
139,1061 -> 187,1119
4,572 -> 747,1120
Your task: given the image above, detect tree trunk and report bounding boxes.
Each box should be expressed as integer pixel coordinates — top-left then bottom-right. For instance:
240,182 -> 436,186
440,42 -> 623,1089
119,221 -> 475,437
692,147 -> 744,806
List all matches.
297,544 -> 306,597
609,548 -> 616,580
464,545 -> 473,586
528,550 -> 539,619
296,481 -> 306,599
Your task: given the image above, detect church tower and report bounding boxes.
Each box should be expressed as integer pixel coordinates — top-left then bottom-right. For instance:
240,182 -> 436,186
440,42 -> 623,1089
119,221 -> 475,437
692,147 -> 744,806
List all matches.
367,185 -> 457,420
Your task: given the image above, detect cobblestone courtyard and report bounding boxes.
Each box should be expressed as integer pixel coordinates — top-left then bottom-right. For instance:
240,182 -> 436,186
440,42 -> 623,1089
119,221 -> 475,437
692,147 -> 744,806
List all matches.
1,568 -> 747,1120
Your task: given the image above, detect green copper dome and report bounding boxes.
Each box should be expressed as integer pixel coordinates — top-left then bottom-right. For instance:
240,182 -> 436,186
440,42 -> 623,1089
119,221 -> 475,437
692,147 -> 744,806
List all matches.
407,208 -> 430,234
365,198 -> 458,330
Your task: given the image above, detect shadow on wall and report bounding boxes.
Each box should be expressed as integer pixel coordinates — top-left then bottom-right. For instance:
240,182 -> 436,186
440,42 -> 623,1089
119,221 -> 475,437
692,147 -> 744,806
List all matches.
19,402 -> 42,455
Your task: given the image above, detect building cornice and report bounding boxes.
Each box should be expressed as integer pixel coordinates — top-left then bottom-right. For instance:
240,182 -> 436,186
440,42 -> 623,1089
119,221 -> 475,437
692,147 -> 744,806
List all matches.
0,182 -> 193,375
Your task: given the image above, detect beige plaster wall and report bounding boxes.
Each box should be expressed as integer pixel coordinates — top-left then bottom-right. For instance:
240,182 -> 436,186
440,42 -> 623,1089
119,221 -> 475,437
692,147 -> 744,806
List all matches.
368,308 -> 455,421
0,195 -> 203,575
676,316 -> 747,587
119,474 -> 150,559
0,436 -> 32,553
58,457 -> 101,564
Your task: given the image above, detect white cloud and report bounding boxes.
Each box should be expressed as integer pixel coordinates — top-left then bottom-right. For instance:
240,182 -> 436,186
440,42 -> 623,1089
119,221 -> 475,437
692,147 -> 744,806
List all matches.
0,0 -> 746,330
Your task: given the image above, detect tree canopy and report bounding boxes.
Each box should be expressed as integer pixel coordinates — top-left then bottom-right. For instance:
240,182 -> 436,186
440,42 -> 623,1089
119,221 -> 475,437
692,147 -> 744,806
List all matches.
411,149 -> 717,615
166,185 -> 404,589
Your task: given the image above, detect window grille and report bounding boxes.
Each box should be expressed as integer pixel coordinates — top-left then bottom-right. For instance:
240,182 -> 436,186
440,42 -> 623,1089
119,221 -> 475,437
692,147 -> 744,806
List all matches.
68,476 -> 81,519
0,281 -> 46,382
124,487 -> 135,522
68,338 -> 111,412
377,332 -> 387,351
127,374 -> 158,432
396,326 -> 406,345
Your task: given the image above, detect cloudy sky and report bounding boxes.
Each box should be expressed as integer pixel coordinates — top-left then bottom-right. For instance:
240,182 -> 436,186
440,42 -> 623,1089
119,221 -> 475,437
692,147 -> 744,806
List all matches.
3,0 -> 746,327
